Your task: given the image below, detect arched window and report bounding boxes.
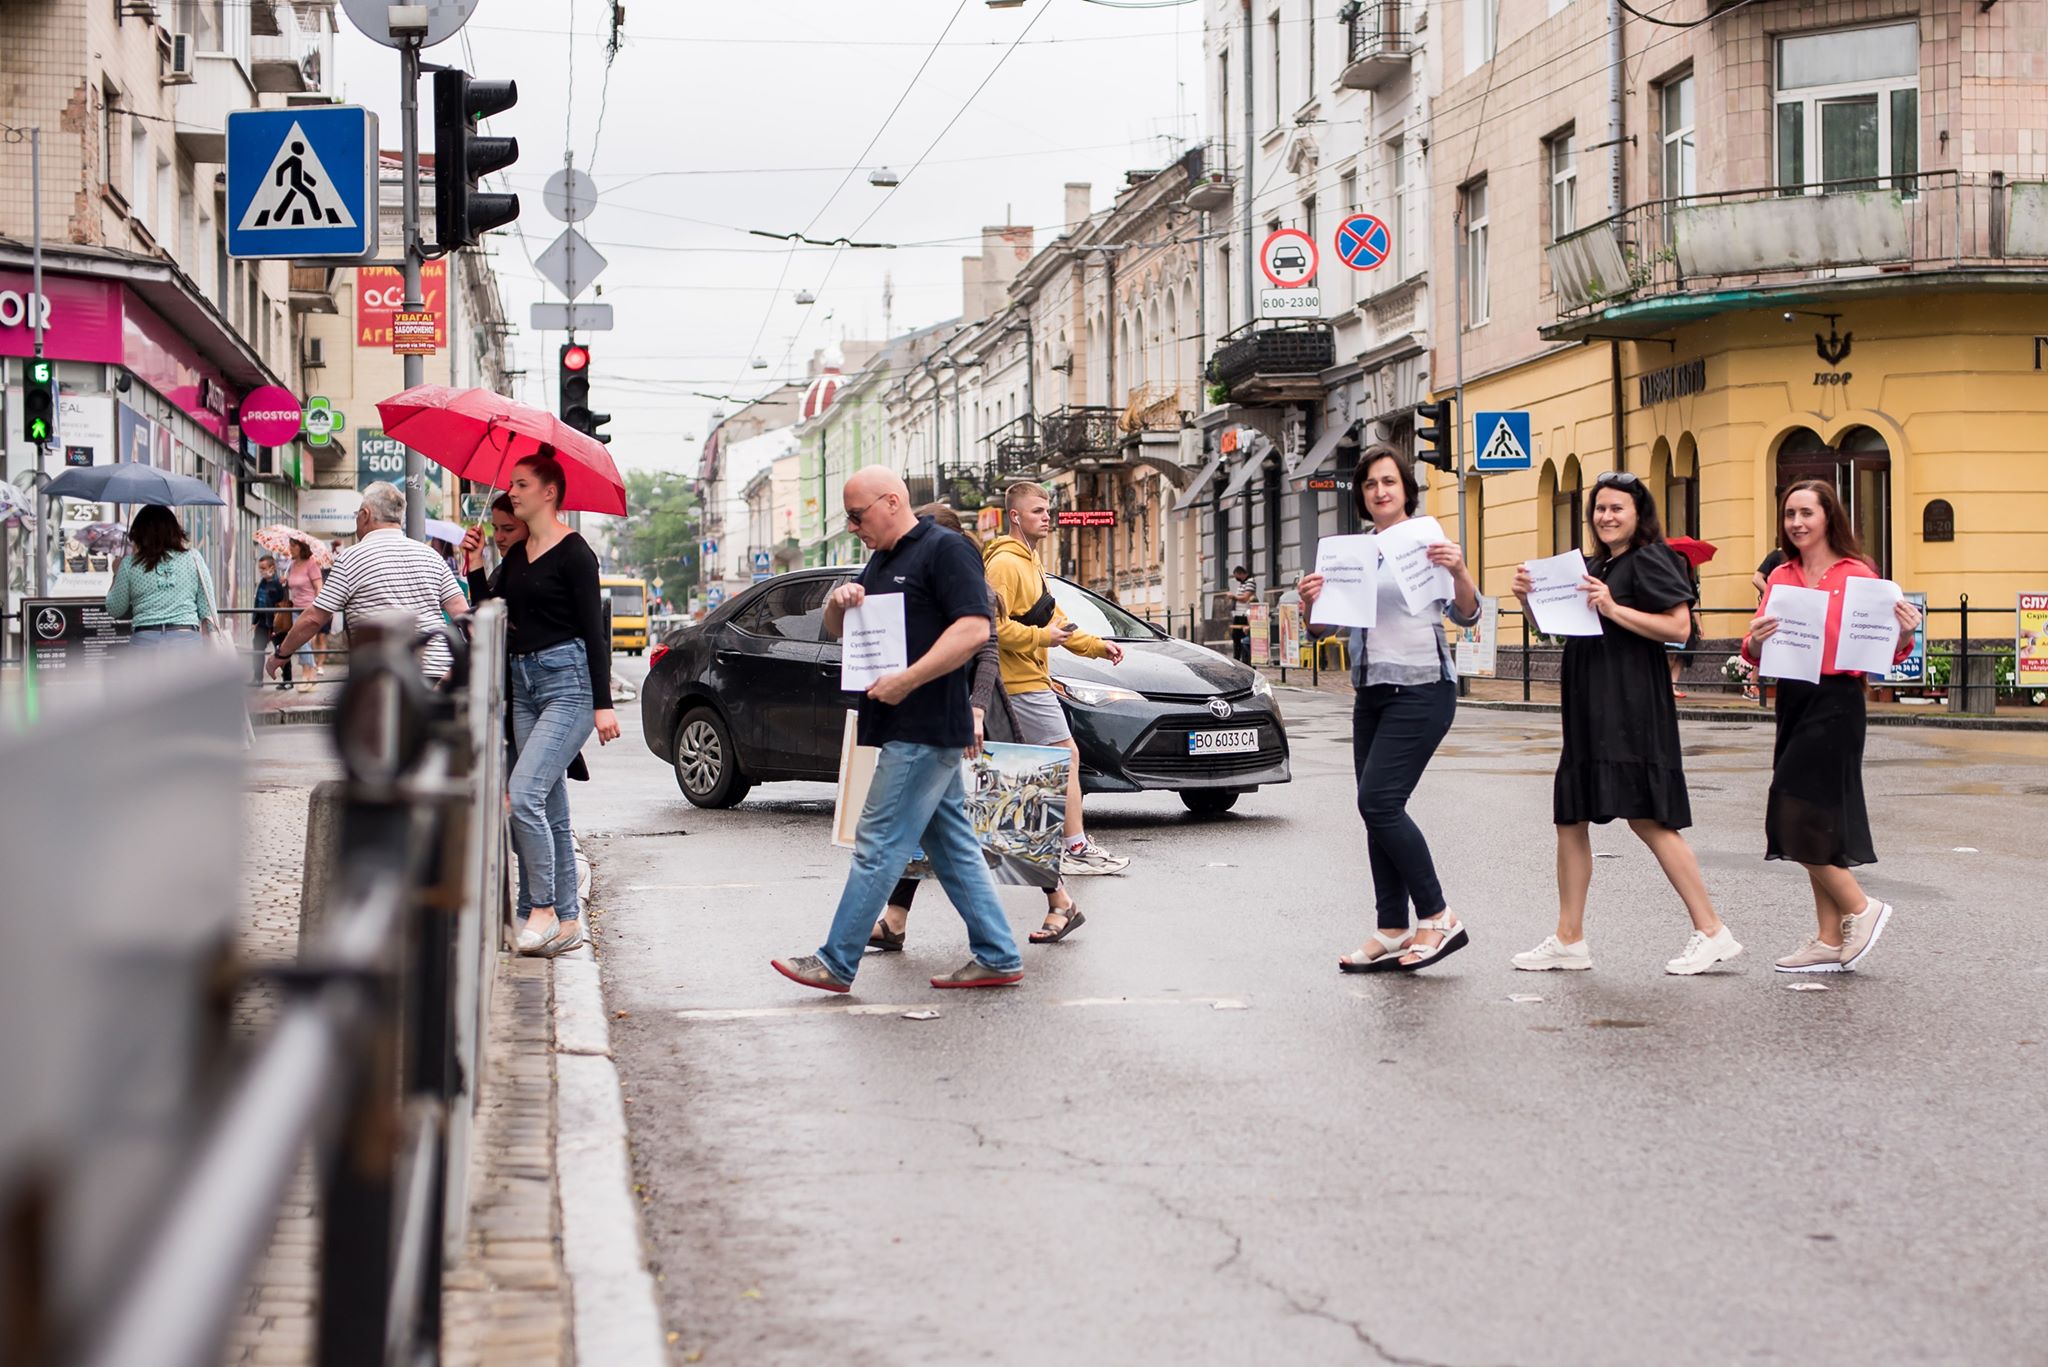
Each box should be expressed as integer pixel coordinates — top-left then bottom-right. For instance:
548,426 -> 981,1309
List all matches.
1553,456 -> 1585,554
1774,425 -> 1891,573
1667,433 -> 1699,539
1538,460 -> 1559,556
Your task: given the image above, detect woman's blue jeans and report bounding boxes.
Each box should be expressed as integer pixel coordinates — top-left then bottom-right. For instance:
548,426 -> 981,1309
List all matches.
509,640 -> 594,922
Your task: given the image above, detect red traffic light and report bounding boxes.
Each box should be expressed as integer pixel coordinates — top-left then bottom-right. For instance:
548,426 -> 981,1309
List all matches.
561,344 -> 590,372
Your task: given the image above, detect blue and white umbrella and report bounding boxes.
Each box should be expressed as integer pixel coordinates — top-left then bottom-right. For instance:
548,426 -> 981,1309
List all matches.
40,461 -> 226,507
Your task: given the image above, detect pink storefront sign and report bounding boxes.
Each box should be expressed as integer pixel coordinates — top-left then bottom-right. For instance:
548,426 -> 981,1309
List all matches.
240,386 -> 302,446
0,269 -> 241,441
0,272 -> 124,363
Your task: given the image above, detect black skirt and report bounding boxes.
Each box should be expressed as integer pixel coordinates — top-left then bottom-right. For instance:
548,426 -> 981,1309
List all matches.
1766,675 -> 1875,867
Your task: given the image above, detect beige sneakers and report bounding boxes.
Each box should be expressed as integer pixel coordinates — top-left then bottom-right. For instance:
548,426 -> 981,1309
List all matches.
1512,935 -> 1593,971
1839,901 -> 1894,971
1773,935 -> 1846,974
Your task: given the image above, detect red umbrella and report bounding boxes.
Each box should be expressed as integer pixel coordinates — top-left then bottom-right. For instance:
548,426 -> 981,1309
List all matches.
1666,535 -> 1719,568
374,384 -> 626,516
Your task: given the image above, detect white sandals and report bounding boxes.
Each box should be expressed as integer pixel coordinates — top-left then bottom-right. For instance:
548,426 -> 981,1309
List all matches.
1394,912 -> 1469,971
1338,929 -> 1414,974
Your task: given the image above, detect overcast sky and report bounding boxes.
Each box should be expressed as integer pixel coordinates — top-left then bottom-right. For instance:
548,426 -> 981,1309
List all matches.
335,0 -> 1205,474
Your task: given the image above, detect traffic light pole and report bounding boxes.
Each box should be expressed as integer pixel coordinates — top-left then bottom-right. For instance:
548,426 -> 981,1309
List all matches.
31,124 -> 48,596
399,37 -> 427,541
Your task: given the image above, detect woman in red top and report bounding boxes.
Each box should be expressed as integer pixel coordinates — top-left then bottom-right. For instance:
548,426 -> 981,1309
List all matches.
1742,480 -> 1919,974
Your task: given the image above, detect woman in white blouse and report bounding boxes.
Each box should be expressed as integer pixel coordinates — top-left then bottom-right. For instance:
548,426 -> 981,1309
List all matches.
1299,446 -> 1480,973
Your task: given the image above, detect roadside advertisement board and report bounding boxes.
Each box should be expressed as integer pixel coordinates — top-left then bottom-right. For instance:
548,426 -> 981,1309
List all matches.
2018,592 -> 2048,687
1247,602 -> 1270,667
1455,595 -> 1499,677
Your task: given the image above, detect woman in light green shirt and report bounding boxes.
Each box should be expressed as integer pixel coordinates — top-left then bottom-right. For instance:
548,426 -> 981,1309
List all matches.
104,505 -> 218,649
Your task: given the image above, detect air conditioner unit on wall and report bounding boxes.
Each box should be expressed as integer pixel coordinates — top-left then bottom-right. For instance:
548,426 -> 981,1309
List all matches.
163,33 -> 195,85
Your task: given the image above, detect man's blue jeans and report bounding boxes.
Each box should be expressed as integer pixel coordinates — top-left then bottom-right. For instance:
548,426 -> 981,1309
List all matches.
816,740 -> 1022,984
509,640 -> 594,922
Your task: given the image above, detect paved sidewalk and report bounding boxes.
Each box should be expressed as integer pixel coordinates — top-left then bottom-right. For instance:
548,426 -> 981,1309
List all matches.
222,734 -> 574,1366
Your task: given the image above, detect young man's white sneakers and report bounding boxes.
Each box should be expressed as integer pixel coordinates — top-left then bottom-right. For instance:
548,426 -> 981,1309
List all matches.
1512,935 -> 1592,971
1665,926 -> 1743,975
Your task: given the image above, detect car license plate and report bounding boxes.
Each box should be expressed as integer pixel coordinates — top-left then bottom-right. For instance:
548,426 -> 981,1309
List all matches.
1187,727 -> 1259,756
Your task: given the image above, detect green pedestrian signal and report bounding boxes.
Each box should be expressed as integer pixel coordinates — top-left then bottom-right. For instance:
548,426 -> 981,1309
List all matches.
22,357 -> 55,445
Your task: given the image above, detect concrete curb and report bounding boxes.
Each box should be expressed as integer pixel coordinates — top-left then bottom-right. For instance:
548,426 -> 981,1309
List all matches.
1456,697 -> 2048,731
550,854 -> 666,1367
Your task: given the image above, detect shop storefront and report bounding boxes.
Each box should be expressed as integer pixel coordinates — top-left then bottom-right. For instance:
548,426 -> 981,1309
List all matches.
3,256 -> 297,649
1448,293 -> 2048,614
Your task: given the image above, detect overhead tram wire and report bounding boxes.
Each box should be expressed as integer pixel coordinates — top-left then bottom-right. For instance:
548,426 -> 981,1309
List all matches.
720,0 -> 972,407
752,0 -> 1054,392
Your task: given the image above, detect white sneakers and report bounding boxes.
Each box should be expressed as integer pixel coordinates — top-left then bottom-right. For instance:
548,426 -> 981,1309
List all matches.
1665,926 -> 1743,976
1510,927 -> 1744,975
1512,935 -> 1593,971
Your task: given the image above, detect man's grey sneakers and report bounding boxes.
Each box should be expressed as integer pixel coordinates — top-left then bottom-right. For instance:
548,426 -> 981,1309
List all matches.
1665,926 -> 1743,976
1062,838 -> 1129,876
1839,900 -> 1893,971
1772,936 -> 1846,974
1512,935 -> 1593,971
929,960 -> 1024,989
771,955 -> 852,994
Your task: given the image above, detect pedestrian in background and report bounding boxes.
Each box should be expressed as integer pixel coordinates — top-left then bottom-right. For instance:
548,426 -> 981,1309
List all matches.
1511,472 -> 1740,976
984,481 -> 1129,885
460,493 -> 527,598
772,468 -> 1024,993
1299,447 -> 1478,973
468,456 -> 619,958
103,504 -> 218,651
1743,479 -> 1918,974
285,536 -> 324,692
869,503 -> 1085,951
252,553 -> 291,687
1228,564 -> 1257,663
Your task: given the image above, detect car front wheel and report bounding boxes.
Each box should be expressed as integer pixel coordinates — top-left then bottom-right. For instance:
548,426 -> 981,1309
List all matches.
1180,789 -> 1240,816
674,706 -> 752,808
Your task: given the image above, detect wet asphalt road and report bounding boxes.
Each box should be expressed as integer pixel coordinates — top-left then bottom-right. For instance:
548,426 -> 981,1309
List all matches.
581,658 -> 2047,1367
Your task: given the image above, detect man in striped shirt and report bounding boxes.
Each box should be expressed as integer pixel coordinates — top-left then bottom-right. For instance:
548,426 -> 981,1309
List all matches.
268,482 -> 468,681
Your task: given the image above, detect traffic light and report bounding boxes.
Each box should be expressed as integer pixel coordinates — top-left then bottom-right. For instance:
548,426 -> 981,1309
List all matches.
1416,395 -> 1456,473
21,357 -> 55,445
433,69 -> 520,249
559,343 -> 612,445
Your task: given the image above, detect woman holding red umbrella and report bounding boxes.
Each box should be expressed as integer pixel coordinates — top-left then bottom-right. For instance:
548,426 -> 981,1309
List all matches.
468,451 -> 620,957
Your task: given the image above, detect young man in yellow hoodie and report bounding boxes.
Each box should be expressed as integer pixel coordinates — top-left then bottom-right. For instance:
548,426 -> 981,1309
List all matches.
985,482 -> 1130,888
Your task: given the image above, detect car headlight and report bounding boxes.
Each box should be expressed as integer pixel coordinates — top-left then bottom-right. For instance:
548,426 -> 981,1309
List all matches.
1051,677 -> 1144,707
1249,672 -> 1274,701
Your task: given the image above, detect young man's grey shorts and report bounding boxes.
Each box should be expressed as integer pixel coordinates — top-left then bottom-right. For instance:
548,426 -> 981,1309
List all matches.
1008,688 -> 1072,745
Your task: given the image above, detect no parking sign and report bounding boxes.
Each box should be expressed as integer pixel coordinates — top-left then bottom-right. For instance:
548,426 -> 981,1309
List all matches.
1334,213 -> 1392,272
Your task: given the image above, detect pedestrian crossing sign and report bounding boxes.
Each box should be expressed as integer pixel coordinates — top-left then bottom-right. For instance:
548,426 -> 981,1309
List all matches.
225,107 -> 378,260
1473,410 -> 1533,472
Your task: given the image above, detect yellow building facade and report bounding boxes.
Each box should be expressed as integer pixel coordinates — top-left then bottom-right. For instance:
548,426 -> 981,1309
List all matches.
1431,292 -> 2048,619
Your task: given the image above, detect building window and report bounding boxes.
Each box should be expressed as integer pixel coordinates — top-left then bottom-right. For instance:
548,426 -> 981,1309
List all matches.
1666,434 -> 1698,538
1388,135 -> 1406,277
129,120 -> 150,225
100,81 -> 119,191
1465,0 -> 1497,73
1775,21 -> 1919,193
1775,425 -> 1892,575
1270,14 -> 1282,125
1462,178 -> 1489,326
1302,193 -> 1317,247
1546,129 -> 1576,240
156,154 -> 173,244
1660,72 -> 1696,199
1305,0 -> 1316,94
1552,456 -> 1584,553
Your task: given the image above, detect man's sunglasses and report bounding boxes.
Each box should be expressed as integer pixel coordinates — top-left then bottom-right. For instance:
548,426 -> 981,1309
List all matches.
844,495 -> 892,529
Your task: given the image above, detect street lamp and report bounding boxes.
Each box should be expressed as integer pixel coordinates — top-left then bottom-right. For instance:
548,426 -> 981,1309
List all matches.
867,167 -> 900,187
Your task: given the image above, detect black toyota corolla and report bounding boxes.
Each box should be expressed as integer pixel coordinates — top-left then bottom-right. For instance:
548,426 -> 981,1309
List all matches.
640,568 -> 1291,812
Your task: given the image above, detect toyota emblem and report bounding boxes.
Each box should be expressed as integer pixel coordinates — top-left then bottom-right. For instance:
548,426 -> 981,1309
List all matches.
1206,697 -> 1234,720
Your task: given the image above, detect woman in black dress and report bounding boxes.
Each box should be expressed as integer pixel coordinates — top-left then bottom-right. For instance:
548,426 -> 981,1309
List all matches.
1510,472 -> 1741,976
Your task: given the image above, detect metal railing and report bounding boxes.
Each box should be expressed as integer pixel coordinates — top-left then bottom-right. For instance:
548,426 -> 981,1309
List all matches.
1039,406 -> 1122,467
59,605 -> 511,1367
1548,170 -> 2047,322
1342,0 -> 1412,63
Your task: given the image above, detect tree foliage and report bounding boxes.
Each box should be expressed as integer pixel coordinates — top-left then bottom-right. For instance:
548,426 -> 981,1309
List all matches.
612,468 -> 703,602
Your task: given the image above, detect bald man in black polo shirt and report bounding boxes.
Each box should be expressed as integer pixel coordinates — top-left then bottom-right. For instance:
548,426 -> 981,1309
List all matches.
772,469 -> 1025,994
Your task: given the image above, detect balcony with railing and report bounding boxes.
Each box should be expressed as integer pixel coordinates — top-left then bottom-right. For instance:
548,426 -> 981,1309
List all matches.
1118,384 -> 1189,437
1183,139 -> 1234,212
1543,171 -> 2048,339
1206,322 -> 1335,405
988,413 -> 1042,478
1039,406 -> 1121,469
1339,1 -> 1413,92
251,2 -> 330,95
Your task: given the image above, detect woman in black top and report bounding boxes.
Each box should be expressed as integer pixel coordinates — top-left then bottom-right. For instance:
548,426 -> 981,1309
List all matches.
1510,472 -> 1740,977
468,453 -> 619,957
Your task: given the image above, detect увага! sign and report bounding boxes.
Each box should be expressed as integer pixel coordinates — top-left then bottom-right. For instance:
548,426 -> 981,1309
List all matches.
357,259 -> 447,348
240,386 -> 304,447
